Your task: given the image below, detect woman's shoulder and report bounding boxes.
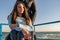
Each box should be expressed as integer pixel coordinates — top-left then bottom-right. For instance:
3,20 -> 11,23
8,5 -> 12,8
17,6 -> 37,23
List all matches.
7,14 -> 12,25
7,14 -> 12,20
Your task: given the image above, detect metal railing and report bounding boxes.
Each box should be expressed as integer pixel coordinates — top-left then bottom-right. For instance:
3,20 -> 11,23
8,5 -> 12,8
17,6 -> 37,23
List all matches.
1,20 -> 60,40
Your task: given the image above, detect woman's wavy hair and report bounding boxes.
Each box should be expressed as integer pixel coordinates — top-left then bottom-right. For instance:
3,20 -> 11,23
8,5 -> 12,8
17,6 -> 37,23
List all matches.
8,1 -> 30,25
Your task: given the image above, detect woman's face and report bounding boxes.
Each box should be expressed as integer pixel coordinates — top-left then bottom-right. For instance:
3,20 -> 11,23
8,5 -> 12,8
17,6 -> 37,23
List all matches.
17,3 -> 24,14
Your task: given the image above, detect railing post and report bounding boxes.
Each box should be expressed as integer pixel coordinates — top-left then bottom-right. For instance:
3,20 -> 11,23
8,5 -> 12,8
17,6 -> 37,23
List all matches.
34,25 -> 35,34
0,24 -> 2,40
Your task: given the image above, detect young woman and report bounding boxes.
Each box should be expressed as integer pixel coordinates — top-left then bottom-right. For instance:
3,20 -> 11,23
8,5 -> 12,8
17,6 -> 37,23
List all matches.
7,1 -> 34,40
15,0 -> 36,24
16,0 -> 37,40
14,0 -> 37,39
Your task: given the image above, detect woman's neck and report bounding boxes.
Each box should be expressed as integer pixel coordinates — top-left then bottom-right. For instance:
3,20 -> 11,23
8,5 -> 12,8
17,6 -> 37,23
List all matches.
18,13 -> 22,17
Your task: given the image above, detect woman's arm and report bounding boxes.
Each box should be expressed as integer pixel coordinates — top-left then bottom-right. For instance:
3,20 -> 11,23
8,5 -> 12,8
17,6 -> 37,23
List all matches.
28,0 -> 36,24
28,0 -> 33,8
22,28 -> 31,39
7,14 -> 18,29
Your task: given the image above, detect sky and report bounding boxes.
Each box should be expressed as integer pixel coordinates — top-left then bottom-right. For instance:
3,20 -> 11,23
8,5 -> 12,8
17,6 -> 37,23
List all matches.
1,0 -> 60,32
35,23 -> 60,32
0,0 -> 60,24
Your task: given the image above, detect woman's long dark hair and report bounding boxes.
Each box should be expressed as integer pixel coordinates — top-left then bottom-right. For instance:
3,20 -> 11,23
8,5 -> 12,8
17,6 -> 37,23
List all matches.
8,1 -> 30,25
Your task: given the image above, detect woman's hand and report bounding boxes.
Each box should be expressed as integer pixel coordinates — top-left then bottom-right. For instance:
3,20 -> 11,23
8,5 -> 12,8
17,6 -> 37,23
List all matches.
9,24 -> 18,29
22,29 -> 31,40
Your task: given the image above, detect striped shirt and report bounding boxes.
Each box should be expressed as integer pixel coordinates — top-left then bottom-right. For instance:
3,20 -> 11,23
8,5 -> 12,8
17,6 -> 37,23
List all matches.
16,17 -> 34,31
8,16 -> 34,31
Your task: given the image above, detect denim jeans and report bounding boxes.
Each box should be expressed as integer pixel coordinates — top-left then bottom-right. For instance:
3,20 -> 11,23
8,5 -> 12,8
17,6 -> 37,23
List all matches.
10,29 -> 24,40
5,30 -> 36,40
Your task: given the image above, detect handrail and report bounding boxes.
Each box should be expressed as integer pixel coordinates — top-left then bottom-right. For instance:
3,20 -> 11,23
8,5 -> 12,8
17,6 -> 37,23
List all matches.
0,20 -> 60,26
0,20 -> 60,40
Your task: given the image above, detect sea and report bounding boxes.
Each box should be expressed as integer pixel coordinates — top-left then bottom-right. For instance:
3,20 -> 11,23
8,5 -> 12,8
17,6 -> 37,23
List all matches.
2,32 -> 60,40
